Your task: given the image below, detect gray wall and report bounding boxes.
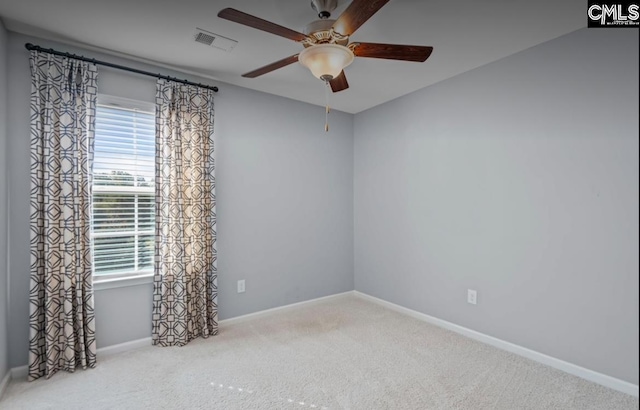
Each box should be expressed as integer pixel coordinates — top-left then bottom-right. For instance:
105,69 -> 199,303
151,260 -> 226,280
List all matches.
6,32 -> 354,367
354,28 -> 639,384
0,19 -> 9,382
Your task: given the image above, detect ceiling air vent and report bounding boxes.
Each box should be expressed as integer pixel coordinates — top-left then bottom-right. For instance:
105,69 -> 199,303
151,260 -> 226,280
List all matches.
195,31 -> 216,46
194,28 -> 237,52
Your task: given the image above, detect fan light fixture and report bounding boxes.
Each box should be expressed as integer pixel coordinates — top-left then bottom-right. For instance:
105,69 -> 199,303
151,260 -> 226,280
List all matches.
298,44 -> 354,82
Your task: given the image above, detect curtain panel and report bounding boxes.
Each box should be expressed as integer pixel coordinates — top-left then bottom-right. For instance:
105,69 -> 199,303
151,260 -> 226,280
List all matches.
152,80 -> 218,346
28,51 -> 98,380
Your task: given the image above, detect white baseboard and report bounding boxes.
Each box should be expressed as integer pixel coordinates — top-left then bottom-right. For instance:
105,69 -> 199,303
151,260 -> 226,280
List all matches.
8,337 -> 154,383
0,371 -> 10,401
92,292 -> 355,351
5,291 -> 354,384
219,291 -> 354,325
354,291 -> 639,398
10,365 -> 27,381
97,337 -> 152,357
12,291 -> 631,399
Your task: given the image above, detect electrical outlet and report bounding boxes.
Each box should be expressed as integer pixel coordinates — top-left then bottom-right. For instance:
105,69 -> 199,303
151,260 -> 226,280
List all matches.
237,280 -> 245,293
467,289 -> 477,305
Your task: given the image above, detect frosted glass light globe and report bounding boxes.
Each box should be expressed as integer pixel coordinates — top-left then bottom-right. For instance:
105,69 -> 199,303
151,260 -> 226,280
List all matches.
298,44 -> 354,81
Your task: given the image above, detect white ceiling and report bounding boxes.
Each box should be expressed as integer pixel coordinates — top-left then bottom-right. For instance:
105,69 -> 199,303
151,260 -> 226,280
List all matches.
0,0 -> 586,113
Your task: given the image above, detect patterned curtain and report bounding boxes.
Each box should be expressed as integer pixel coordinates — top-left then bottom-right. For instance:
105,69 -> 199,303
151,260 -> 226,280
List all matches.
28,51 -> 98,380
152,80 -> 218,346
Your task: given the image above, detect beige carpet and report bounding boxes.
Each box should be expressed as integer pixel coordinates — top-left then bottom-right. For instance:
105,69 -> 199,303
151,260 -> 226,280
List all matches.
1,295 -> 637,409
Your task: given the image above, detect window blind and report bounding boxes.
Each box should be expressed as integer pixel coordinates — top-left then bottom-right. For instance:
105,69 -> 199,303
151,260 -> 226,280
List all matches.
92,104 -> 155,278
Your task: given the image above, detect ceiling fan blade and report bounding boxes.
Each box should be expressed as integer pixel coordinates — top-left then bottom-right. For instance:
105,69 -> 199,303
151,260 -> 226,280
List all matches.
332,0 -> 391,36
351,43 -> 433,62
218,8 -> 309,42
329,71 -> 349,92
242,54 -> 300,78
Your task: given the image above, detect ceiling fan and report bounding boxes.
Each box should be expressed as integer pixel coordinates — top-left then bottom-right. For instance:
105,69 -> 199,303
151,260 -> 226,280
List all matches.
218,0 -> 433,93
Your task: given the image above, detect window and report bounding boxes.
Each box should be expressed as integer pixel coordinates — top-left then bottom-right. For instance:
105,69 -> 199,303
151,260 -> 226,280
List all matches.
91,97 -> 155,280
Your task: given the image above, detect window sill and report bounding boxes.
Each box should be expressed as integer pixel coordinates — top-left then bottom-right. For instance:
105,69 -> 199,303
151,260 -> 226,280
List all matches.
94,274 -> 154,291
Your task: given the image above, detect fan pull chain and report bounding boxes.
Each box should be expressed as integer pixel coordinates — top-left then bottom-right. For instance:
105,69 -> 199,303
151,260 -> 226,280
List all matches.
324,80 -> 331,132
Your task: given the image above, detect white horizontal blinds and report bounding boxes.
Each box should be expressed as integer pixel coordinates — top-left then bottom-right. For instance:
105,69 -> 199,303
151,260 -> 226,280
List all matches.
93,106 -> 155,187
92,104 -> 155,278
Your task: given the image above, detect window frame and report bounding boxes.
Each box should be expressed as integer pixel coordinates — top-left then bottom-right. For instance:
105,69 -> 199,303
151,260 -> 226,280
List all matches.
91,94 -> 156,284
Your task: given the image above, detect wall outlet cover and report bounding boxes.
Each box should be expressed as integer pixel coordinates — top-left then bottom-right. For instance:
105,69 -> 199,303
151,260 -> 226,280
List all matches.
467,289 -> 477,305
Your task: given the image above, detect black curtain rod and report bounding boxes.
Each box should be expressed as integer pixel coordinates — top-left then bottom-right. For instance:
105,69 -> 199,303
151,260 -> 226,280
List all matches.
25,43 -> 219,93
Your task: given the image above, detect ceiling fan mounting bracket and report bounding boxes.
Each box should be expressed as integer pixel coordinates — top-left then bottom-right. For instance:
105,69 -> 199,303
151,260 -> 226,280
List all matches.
310,0 -> 338,19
